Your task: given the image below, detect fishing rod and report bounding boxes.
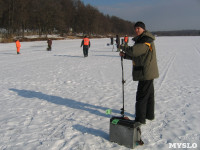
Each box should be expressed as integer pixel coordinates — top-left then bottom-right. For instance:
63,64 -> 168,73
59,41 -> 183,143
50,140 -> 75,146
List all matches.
120,51 -> 126,117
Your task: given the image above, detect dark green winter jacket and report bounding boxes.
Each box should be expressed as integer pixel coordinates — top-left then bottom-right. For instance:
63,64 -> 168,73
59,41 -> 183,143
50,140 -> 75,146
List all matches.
124,31 -> 159,81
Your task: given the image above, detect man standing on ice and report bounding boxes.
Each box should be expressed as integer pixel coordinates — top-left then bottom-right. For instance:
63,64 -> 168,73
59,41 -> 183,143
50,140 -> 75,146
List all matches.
116,34 -> 120,52
15,39 -> 21,54
47,39 -> 52,51
120,21 -> 159,124
80,35 -> 90,57
124,35 -> 129,46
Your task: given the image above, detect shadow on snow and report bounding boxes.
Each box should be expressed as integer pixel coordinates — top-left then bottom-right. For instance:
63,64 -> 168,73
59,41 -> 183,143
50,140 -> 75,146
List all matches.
9,88 -> 133,118
73,124 -> 109,140
93,54 -> 119,58
54,54 -> 83,58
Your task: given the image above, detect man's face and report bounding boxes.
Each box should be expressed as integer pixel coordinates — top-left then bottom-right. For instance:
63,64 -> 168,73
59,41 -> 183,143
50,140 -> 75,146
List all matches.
134,27 -> 145,36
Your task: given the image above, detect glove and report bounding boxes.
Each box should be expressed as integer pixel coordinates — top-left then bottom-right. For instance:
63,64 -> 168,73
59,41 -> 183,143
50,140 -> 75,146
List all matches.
119,51 -> 125,57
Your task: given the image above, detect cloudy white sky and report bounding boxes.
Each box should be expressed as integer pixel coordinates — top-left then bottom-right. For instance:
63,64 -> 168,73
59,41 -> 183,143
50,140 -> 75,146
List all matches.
81,0 -> 200,31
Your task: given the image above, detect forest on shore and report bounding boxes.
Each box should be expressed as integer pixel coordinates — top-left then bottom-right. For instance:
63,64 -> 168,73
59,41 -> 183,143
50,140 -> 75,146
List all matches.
1,0 -> 200,43
153,30 -> 200,36
0,0 -> 135,39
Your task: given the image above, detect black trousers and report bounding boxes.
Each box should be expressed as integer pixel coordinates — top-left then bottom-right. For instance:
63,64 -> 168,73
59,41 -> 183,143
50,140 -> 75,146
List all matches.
83,46 -> 89,57
47,45 -> 51,51
135,80 -> 154,124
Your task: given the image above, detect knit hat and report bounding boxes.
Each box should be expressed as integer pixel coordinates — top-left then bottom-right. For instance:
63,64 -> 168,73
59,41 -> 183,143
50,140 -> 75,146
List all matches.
134,21 -> 146,30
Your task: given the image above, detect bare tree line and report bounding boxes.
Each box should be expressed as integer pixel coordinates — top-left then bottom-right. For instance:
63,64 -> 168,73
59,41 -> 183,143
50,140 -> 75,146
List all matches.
0,0 -> 135,38
153,30 -> 200,36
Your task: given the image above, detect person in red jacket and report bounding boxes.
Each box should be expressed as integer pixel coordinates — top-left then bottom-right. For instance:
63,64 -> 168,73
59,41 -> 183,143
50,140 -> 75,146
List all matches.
15,39 -> 21,54
124,35 -> 129,46
80,36 -> 90,57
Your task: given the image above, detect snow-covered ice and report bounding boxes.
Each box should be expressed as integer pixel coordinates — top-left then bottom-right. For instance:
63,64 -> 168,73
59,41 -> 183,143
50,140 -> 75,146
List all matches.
0,36 -> 200,150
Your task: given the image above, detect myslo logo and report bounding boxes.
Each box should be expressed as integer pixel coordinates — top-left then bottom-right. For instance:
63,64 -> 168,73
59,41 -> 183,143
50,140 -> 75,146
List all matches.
169,143 -> 197,149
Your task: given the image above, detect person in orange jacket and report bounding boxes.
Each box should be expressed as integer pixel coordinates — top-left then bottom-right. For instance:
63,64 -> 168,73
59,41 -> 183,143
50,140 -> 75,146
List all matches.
124,35 -> 129,46
15,39 -> 21,54
80,36 -> 90,57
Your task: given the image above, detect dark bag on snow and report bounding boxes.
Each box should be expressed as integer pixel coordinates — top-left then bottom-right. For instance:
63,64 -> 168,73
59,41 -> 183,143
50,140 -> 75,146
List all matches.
109,116 -> 144,149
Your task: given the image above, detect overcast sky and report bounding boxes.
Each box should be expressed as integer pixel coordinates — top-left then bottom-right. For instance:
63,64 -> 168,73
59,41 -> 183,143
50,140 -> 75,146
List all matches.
81,0 -> 200,31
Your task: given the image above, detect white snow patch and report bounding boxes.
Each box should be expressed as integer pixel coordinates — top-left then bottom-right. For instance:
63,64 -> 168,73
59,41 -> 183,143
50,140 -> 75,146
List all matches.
0,37 -> 200,149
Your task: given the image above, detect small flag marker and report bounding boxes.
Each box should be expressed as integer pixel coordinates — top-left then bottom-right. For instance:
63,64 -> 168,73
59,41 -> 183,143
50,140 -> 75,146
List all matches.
106,109 -> 112,115
112,119 -> 119,125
